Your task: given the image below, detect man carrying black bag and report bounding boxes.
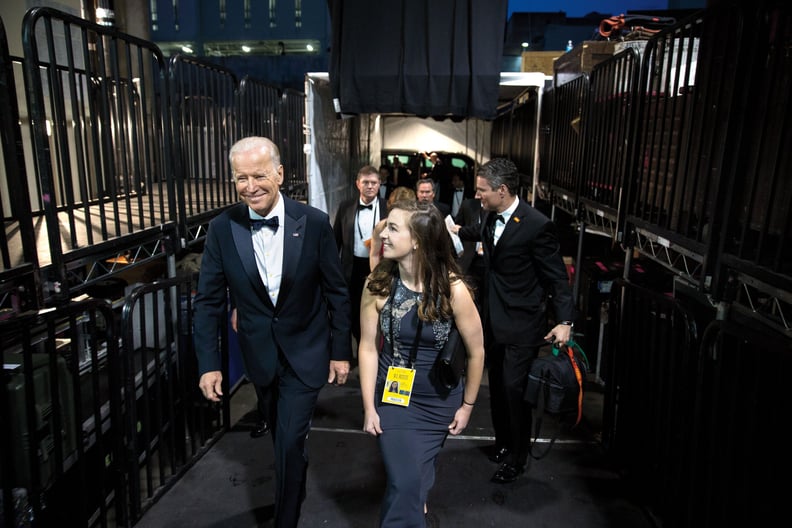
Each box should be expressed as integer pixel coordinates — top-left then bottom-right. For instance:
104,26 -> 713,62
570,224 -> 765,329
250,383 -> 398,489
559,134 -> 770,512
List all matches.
453,158 -> 576,483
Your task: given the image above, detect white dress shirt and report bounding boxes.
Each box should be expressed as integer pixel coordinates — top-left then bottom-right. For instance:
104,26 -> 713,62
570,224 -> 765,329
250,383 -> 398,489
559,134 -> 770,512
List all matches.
250,195 -> 285,305
452,188 -> 465,217
493,197 -> 519,246
354,199 -> 378,258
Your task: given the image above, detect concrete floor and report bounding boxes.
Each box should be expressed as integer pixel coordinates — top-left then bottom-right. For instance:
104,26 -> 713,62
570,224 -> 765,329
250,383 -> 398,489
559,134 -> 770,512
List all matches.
133,366 -> 654,527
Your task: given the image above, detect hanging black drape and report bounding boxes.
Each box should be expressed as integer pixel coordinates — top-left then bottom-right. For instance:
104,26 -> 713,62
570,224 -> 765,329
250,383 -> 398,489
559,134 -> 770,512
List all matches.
328,0 -> 508,120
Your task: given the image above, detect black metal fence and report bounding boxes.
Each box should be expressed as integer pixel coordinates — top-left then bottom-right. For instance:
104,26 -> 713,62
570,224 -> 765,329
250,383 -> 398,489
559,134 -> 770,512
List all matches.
579,48 -> 640,241
0,279 -> 226,527
1,6 -> 305,527
525,3 -> 792,526
0,16 -> 39,315
491,90 -> 539,191
604,280 -> 790,526
532,3 -> 791,320
1,6 -> 308,308
119,277 -> 227,522
544,74 -> 589,218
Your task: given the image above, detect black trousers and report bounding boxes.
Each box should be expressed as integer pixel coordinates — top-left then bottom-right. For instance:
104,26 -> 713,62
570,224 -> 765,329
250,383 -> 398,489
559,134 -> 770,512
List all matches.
486,338 -> 540,468
349,256 -> 371,343
257,351 -> 320,528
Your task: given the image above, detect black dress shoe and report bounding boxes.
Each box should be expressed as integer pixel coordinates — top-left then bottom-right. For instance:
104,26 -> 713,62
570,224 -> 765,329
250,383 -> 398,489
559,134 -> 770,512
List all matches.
490,462 -> 524,484
488,446 -> 510,464
250,421 -> 270,438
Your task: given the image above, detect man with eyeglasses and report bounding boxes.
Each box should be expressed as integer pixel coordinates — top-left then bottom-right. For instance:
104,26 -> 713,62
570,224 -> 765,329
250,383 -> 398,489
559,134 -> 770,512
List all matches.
194,136 -> 352,527
333,165 -> 388,353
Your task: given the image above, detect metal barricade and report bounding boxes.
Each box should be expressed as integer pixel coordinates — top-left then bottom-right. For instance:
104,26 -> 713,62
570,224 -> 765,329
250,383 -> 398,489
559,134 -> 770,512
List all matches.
119,276 -> 228,523
237,76 -> 279,141
279,88 -> 307,201
0,298 -> 124,527
713,3 -> 792,333
578,48 -> 641,242
168,54 -> 239,249
603,280 -> 710,527
624,7 -> 742,290
546,74 -> 588,217
0,16 -> 40,313
21,7 -> 177,302
491,92 -> 539,197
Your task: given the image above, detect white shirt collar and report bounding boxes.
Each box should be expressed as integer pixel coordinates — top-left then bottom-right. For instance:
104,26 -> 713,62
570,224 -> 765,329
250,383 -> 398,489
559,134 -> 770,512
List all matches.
499,196 -> 519,222
249,192 -> 285,222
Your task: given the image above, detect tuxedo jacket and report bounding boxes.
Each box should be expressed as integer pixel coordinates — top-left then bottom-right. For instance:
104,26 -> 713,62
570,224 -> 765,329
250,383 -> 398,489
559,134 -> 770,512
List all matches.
332,196 -> 387,283
459,198 -> 575,345
194,197 -> 352,389
454,198 -> 485,273
431,200 -> 452,219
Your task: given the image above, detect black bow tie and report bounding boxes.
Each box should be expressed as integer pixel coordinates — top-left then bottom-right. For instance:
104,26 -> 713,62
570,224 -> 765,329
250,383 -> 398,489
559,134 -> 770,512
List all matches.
358,203 -> 373,210
455,189 -> 464,193
496,214 -> 505,224
250,217 -> 279,231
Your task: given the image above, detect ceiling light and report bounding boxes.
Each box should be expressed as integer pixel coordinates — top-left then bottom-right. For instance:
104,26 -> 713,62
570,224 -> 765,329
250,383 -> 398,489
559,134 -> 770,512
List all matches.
521,42 -> 529,48
181,45 -> 193,53
242,45 -> 251,52
306,44 -> 314,52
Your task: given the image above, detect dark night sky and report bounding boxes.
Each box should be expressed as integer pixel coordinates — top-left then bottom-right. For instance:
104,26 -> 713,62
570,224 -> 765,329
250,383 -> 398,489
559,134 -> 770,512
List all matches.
508,0 -> 685,17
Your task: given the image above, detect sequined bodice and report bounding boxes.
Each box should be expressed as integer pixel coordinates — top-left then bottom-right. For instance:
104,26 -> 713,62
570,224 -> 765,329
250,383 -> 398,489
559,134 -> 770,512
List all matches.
380,278 -> 451,369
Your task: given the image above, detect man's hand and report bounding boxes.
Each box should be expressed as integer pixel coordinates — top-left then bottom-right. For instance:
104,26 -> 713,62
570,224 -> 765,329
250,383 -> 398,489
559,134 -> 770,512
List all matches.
544,324 -> 572,347
328,360 -> 350,385
199,371 -> 223,402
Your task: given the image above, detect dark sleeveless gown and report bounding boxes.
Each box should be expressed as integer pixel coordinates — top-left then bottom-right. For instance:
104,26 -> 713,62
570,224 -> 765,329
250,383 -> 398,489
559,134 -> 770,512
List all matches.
375,277 -> 463,527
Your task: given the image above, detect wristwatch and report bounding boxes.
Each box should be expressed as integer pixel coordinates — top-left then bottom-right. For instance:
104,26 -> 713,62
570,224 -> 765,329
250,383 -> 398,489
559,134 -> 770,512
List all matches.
559,320 -> 574,327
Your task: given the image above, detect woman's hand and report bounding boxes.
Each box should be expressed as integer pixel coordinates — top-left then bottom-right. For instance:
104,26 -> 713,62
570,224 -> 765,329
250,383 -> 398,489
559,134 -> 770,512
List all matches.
448,404 -> 473,435
363,410 -> 383,436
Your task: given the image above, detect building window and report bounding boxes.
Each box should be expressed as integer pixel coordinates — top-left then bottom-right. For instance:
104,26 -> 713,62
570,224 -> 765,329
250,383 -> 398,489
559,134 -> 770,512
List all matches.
150,0 -> 158,31
269,0 -> 277,28
173,0 -> 180,32
295,0 -> 302,28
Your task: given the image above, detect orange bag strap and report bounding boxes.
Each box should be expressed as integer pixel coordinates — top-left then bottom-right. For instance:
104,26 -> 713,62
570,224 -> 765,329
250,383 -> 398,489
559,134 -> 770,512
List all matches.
564,345 -> 585,426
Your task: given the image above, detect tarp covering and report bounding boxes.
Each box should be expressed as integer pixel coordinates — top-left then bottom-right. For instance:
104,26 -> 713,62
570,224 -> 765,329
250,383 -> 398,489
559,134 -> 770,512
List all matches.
328,0 -> 508,120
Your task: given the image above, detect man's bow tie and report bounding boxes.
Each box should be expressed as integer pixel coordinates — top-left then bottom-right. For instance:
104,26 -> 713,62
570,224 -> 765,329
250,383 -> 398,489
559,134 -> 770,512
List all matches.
455,189 -> 464,193
250,217 -> 279,231
358,203 -> 373,210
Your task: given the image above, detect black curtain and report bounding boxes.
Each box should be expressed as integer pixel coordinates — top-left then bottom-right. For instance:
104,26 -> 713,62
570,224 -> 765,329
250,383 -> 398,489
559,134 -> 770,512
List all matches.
328,0 -> 508,120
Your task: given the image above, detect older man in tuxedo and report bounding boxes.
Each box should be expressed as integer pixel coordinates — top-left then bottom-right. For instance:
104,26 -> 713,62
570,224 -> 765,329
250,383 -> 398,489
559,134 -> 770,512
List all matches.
194,136 -> 352,527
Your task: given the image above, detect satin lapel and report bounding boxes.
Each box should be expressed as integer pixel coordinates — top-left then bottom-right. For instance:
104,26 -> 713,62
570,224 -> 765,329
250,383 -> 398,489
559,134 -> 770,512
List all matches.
477,204 -> 486,228
277,202 -> 305,310
231,212 -> 273,308
482,211 -> 497,253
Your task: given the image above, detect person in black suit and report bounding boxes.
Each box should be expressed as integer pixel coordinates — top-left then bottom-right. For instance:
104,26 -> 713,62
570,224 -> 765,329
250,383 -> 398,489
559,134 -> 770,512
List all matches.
333,165 -> 388,347
378,164 -> 392,200
449,170 -> 467,218
416,178 -> 451,217
194,136 -> 352,528
390,155 -> 413,190
453,197 -> 486,304
454,158 -> 575,484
